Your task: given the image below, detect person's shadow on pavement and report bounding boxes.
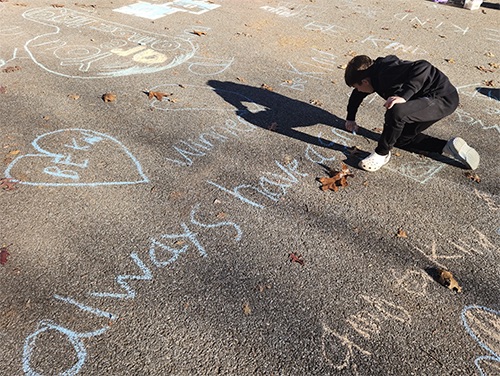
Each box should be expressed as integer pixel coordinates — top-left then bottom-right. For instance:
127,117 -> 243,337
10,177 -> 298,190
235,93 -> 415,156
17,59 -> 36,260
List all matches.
207,80 -> 381,164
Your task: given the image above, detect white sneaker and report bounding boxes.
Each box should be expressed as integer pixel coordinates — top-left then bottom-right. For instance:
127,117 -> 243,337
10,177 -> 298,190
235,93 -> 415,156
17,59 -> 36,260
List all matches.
443,137 -> 480,170
359,151 -> 391,172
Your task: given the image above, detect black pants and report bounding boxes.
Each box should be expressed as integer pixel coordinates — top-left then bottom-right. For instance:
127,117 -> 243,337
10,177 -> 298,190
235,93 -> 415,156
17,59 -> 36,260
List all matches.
375,90 -> 459,156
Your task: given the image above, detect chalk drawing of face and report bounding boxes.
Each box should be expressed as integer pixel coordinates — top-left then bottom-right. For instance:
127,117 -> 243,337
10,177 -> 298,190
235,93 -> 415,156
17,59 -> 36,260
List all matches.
22,8 -> 196,78
4,129 -> 149,186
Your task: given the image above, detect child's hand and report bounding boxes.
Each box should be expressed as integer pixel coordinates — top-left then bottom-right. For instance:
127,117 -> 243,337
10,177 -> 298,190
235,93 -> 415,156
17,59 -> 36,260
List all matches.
345,120 -> 359,134
384,96 -> 406,109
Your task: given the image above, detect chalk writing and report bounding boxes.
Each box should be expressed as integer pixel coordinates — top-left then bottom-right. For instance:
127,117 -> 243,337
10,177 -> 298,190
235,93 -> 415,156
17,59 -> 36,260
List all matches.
474,188 -> 499,211
454,109 -> 500,135
114,0 -> 220,20
322,295 -> 411,374
485,28 -> 500,43
304,21 -> 345,36
22,7 -> 196,78
361,35 -> 428,55
461,305 -> 500,376
384,155 -> 444,184
164,117 -> 257,167
393,12 -> 469,35
413,227 -> 497,269
4,129 -> 149,186
390,268 -> 432,297
260,2 -> 324,19
23,204 -> 242,375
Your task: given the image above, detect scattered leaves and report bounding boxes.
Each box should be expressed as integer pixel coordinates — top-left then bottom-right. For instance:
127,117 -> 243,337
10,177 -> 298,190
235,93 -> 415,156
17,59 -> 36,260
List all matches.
465,171 -> 481,183
2,65 -> 21,73
102,93 -> 117,102
192,30 -> 207,36
476,65 -> 495,73
0,244 -> 12,265
148,91 -> 172,101
68,94 -> 80,100
261,83 -> 273,91
396,228 -> 408,238
289,252 -> 304,266
489,62 -> 499,69
318,163 -> 354,192
242,302 -> 252,315
0,177 -> 18,191
309,99 -> 323,106
436,268 -> 462,292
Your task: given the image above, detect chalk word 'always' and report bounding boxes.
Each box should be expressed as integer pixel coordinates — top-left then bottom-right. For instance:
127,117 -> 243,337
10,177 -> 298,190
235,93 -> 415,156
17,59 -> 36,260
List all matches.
23,8 -> 196,78
361,35 -> 428,55
23,204 -> 242,375
4,129 -> 149,187
114,0 -> 220,20
462,305 -> 500,376
322,295 -> 411,374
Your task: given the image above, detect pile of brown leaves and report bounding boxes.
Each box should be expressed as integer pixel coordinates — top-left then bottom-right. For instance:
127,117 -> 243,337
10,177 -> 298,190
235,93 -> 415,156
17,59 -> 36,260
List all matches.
318,163 -> 354,192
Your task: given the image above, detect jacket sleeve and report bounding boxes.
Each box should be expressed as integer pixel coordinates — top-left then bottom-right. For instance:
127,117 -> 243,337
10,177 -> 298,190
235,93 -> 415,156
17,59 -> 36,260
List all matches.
394,60 -> 433,100
346,89 -> 369,121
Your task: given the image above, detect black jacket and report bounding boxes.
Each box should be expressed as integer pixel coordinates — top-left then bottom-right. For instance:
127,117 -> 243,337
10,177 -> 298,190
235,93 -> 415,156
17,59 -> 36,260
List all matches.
346,55 -> 456,121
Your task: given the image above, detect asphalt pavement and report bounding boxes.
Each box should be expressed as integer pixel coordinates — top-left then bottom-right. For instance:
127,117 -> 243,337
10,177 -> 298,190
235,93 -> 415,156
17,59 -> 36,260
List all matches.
1,0 -> 499,375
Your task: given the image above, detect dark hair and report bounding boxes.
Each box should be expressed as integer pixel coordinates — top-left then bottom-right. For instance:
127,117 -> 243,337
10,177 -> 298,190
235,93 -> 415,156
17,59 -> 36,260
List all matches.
344,55 -> 373,86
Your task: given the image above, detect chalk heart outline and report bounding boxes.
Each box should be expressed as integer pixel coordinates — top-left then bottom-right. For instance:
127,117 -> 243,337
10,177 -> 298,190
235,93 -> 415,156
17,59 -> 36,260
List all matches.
4,129 -> 149,187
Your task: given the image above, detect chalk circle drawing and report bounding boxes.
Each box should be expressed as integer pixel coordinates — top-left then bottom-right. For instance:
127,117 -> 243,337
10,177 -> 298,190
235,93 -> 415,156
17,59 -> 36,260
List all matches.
4,129 -> 149,187
114,0 -> 221,20
148,84 -> 267,113
462,305 -> 500,376
22,7 -> 196,78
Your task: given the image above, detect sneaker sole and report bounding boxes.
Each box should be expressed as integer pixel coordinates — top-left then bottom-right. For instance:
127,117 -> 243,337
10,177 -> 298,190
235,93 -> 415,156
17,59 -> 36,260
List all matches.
450,138 -> 480,170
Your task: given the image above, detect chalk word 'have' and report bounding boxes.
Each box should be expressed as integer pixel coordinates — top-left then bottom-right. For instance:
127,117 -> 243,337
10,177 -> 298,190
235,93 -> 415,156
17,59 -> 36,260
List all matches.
23,204 -> 242,376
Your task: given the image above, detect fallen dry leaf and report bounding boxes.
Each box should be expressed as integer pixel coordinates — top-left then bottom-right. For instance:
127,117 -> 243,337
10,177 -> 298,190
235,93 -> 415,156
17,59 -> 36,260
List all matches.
372,127 -> 383,133
289,252 -> 304,266
192,30 -> 207,36
445,58 -> 455,64
465,171 -> 481,183
68,94 -> 80,100
396,228 -> 408,238
436,268 -> 462,292
236,77 -> 246,82
309,99 -> 323,106
148,91 -> 172,101
242,302 -> 251,315
483,80 -> 494,87
489,62 -> 499,69
51,3 -> 64,7
261,83 -> 273,91
476,65 -> 495,73
2,66 -> 21,73
337,64 -> 347,70
0,177 -> 18,191
257,284 -> 272,293
485,51 -> 495,58
0,244 -> 12,265
268,122 -> 279,131
102,93 -> 117,102
318,163 -> 354,192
